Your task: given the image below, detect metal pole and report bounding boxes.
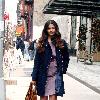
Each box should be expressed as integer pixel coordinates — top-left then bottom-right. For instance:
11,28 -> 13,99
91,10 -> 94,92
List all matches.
0,0 -> 6,99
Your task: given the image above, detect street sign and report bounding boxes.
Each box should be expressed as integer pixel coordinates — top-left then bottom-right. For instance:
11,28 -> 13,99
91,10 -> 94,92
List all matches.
3,12 -> 9,20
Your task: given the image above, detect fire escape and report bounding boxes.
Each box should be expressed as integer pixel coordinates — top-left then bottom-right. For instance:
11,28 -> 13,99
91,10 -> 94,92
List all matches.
17,0 -> 34,40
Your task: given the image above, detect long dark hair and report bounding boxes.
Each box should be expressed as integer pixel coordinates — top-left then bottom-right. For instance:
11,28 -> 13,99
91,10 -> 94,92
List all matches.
37,20 -> 64,53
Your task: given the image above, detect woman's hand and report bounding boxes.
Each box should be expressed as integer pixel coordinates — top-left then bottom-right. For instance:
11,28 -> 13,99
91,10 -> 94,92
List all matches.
31,81 -> 36,85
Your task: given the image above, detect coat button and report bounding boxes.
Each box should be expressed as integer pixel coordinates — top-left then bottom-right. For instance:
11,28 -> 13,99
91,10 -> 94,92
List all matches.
62,60 -> 63,63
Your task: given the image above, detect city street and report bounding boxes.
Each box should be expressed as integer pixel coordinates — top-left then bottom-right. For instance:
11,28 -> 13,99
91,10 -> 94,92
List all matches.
5,56 -> 100,100
0,0 -> 100,100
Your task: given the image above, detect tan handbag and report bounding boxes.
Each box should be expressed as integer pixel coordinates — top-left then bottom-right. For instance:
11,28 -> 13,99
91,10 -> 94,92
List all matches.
25,82 -> 37,100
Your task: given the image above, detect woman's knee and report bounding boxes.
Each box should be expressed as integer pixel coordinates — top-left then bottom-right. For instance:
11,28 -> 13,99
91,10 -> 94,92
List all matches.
49,95 -> 57,100
40,96 -> 48,100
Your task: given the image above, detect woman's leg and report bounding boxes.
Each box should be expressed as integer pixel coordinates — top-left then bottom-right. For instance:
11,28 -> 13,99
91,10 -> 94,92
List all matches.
40,96 -> 48,100
49,94 -> 57,100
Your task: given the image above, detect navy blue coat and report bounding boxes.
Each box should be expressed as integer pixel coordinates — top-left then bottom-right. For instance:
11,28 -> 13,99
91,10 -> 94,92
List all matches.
32,39 -> 69,96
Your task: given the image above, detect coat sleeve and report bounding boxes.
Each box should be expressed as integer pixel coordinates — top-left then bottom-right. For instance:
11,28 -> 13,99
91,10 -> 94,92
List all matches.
62,40 -> 70,74
31,49 -> 39,81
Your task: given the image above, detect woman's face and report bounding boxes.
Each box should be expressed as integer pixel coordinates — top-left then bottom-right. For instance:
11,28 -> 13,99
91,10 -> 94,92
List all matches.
47,24 -> 56,37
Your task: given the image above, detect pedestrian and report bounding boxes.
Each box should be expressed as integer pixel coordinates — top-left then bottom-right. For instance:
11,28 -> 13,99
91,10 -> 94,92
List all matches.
16,36 -> 25,58
33,39 -> 37,58
31,20 -> 70,100
28,39 -> 35,60
24,39 -> 30,61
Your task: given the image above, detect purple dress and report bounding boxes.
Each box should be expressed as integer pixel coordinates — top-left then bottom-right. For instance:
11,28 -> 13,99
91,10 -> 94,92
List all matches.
44,42 -> 57,96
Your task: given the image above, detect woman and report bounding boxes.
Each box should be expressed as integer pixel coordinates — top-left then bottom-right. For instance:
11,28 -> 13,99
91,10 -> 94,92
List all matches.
31,20 -> 69,100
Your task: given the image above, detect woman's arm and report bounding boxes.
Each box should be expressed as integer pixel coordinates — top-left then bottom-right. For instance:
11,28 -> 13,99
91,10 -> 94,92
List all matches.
62,40 -> 70,74
31,49 -> 39,80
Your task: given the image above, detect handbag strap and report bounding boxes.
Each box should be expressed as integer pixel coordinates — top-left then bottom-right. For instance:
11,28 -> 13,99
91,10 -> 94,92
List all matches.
30,82 -> 37,94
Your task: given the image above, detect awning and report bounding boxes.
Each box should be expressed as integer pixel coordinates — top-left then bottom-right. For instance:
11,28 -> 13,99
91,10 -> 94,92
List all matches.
43,0 -> 100,17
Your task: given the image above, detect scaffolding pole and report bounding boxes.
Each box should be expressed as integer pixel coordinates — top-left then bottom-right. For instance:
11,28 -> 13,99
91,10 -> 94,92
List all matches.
0,0 -> 6,100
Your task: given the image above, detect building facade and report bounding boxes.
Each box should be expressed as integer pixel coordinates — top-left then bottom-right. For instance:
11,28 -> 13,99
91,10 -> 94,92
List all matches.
16,0 -> 34,40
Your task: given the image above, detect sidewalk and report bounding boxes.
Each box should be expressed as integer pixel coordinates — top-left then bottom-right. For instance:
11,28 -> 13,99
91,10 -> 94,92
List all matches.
5,74 -> 100,100
67,56 -> 100,94
5,57 -> 100,100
